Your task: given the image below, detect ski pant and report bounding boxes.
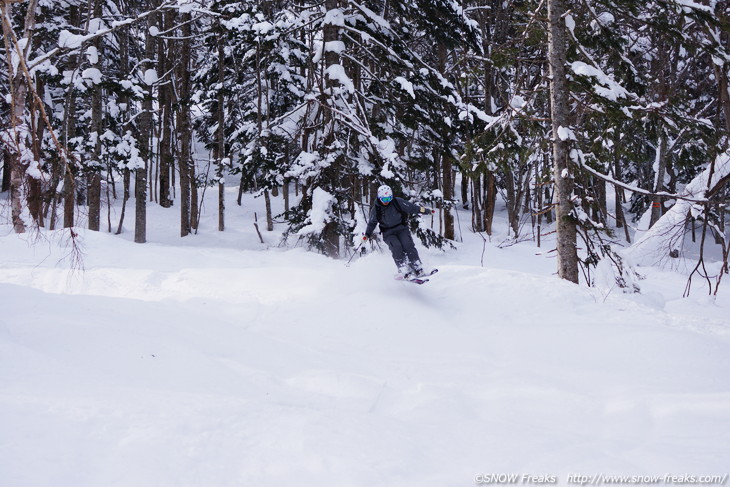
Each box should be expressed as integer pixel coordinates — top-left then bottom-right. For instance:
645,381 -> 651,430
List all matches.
383,225 -> 421,271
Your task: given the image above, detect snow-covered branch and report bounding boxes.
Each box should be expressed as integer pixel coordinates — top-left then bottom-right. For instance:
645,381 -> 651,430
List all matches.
575,155 -> 715,204
27,0 -> 179,71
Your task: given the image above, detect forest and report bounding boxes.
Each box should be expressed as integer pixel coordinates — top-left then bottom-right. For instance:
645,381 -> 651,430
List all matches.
2,0 -> 730,288
3,2 -> 730,481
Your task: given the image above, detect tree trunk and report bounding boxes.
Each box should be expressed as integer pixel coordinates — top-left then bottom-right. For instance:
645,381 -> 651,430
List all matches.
592,178 -> 607,225
1,0 -> 41,233
715,59 -> 730,134
62,62 -> 76,231
649,126 -> 668,228
442,155 -> 455,240
614,153 -> 631,243
216,25 -> 226,232
115,20 -> 131,235
134,164 -> 147,241
504,171 -> 519,236
484,171 -> 497,235
87,0 -> 103,231
87,169 -> 102,231
436,43 -> 454,240
136,2 -> 158,243
158,8 -> 174,208
547,0 -> 579,283
613,155 -> 624,228
1,148 -> 10,193
264,190 -> 273,231
461,172 -> 469,209
187,18 -> 198,233
177,11 -> 193,236
218,180 -> 225,232
10,139 -> 27,233
237,174 -> 245,206
471,174 -> 483,232
63,169 -> 75,228
190,166 -> 199,231
319,0 -> 344,258
28,67 -> 45,226
28,131 -> 43,227
536,163 -> 543,247
284,178 -> 290,213
61,4 -> 84,229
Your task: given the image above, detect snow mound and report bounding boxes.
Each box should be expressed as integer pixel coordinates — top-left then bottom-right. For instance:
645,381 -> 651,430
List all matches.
0,228 -> 728,486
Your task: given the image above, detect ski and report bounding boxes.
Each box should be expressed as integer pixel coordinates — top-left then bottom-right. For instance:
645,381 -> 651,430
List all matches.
407,277 -> 429,285
395,269 -> 438,285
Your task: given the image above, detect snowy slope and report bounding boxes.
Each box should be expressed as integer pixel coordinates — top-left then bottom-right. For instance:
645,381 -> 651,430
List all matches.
1,194 -> 729,486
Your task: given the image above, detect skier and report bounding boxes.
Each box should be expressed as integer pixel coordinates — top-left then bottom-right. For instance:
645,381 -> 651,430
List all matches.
363,184 -> 433,278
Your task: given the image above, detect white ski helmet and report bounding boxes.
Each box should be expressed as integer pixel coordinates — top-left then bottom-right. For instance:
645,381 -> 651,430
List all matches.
377,184 -> 393,203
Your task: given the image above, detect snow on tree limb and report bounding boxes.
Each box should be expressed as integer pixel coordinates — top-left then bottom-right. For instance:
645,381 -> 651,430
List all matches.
27,0 -> 179,71
297,188 -> 335,237
570,61 -> 630,102
574,154 -> 717,204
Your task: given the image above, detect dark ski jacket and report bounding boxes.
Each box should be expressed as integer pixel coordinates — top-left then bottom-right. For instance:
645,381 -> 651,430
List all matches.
365,197 -> 422,237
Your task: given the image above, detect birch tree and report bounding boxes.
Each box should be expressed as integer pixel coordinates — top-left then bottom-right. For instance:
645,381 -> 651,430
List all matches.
1,0 -> 40,233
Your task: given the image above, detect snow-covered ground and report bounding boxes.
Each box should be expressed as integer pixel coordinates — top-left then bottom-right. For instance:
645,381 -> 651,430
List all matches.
1,186 -> 729,487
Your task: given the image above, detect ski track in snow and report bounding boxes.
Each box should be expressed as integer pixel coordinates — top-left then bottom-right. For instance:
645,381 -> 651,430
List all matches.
1,216 -> 729,486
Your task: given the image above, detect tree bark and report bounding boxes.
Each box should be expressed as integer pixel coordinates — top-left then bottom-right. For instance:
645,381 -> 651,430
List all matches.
614,154 -> 631,243
1,148 -> 9,193
504,171 -> 519,236
27,102 -> 41,226
1,0 -> 40,233
115,20 -> 131,235
190,172 -> 199,231
187,19 -> 198,233
216,25 -> 226,232
61,4 -> 84,229
441,155 -> 455,240
136,2 -> 158,243
158,8 -> 174,208
87,0 -> 103,231
477,0 -> 501,236
177,11 -> 193,236
471,174 -> 483,232
134,162 -> 148,242
461,173 -> 469,209
649,126 -> 668,228
716,59 -> 730,134
319,0 -> 344,257
437,43 -> 455,240
264,190 -> 273,231
547,0 -> 579,283
28,51 -> 45,227
284,178 -> 290,213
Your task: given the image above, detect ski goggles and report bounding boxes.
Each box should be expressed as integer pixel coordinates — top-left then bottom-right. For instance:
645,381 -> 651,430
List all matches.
379,195 -> 393,204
